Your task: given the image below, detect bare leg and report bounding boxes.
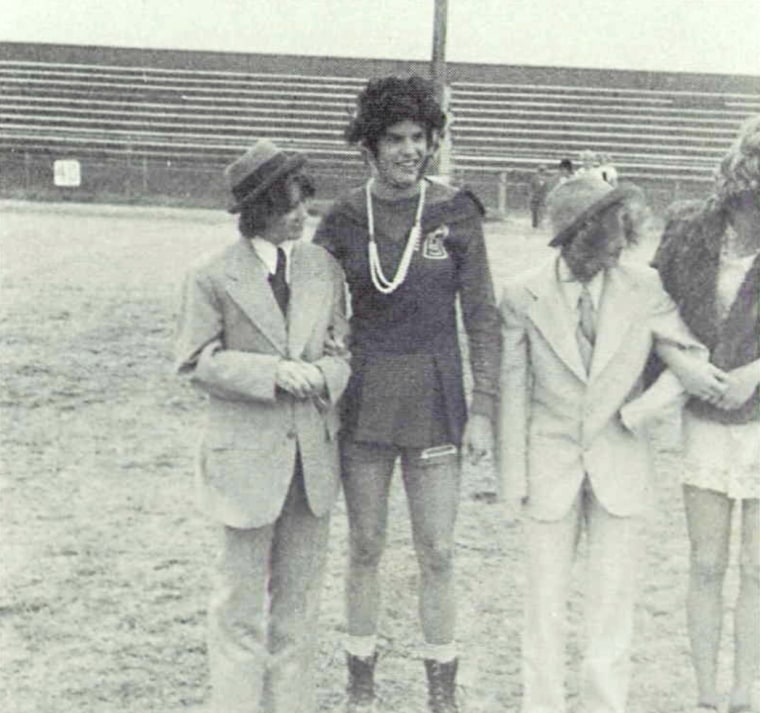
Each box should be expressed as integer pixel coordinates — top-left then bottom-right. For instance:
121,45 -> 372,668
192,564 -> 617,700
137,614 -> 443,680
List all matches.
729,498 -> 760,711
402,450 -> 461,645
683,484 -> 734,708
342,441 -> 396,637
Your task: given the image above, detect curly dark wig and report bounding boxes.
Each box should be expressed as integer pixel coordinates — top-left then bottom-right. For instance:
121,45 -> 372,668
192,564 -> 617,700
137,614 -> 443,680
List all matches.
344,75 -> 446,156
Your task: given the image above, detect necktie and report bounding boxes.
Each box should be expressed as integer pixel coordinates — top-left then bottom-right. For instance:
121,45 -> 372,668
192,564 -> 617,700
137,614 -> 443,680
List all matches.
576,285 -> 596,373
269,247 -> 289,315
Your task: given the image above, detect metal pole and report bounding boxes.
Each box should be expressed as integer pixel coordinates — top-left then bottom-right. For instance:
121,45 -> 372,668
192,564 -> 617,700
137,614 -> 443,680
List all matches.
142,155 -> 148,195
497,172 -> 508,219
431,0 -> 448,102
430,0 -> 451,182
126,144 -> 133,198
24,151 -> 31,191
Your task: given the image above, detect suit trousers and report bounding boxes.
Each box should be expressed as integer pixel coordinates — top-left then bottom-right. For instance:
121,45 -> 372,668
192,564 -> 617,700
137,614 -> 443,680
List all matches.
522,478 -> 641,713
207,458 -> 330,713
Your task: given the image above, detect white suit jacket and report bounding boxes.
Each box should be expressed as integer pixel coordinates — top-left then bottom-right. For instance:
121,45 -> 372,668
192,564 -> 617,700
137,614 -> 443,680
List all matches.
497,256 -> 705,522
175,237 -> 350,529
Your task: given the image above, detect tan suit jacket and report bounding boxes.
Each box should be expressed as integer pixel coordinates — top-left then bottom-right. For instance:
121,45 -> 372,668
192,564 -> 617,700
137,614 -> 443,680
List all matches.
497,256 -> 705,521
175,237 -> 350,529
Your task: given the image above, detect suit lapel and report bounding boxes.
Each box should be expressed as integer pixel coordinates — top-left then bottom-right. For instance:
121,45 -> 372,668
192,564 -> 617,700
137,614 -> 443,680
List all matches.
588,265 -> 641,381
224,238 -> 287,355
287,242 -> 330,358
526,258 -> 589,383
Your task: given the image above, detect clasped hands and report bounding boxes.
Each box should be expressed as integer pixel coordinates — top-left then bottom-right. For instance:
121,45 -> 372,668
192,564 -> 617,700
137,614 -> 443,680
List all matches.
679,359 -> 758,410
275,359 -> 326,400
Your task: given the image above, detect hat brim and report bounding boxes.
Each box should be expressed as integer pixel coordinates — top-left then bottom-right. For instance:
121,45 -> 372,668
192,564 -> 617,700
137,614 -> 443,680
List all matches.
227,153 -> 307,214
548,182 -> 643,247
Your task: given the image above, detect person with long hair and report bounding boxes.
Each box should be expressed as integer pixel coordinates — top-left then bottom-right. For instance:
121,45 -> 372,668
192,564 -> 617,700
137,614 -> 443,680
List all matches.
313,75 -> 501,713
653,115 -> 760,713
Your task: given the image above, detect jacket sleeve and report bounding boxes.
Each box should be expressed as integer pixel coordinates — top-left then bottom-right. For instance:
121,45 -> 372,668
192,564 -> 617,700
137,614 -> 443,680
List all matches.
618,276 -> 708,433
312,257 -> 351,406
619,369 -> 688,435
648,272 -> 708,360
312,207 -> 342,261
495,285 -> 530,506
454,198 -> 502,421
173,268 -> 279,403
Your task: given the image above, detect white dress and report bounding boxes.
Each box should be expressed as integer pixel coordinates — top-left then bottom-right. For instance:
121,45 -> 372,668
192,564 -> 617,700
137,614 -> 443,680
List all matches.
681,246 -> 760,500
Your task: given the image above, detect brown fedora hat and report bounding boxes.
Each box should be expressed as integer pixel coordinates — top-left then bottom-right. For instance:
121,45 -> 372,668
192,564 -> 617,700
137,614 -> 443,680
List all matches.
547,174 -> 643,247
224,139 -> 306,214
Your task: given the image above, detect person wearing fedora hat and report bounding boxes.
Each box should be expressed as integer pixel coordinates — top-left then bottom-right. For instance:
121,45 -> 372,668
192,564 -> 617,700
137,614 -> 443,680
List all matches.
225,139 -> 308,215
497,173 -> 725,713
313,74 -> 501,713
174,140 -> 351,713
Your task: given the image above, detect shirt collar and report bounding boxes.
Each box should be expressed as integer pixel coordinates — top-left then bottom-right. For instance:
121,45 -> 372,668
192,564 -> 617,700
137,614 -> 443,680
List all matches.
557,256 -> 605,311
250,237 -> 294,279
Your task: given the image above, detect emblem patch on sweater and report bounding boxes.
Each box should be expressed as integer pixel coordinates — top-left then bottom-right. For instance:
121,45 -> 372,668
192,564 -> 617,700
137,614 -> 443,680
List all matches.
422,225 -> 449,259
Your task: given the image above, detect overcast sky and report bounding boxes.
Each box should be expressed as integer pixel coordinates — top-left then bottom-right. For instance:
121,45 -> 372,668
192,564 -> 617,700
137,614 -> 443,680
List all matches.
3,0 -> 759,76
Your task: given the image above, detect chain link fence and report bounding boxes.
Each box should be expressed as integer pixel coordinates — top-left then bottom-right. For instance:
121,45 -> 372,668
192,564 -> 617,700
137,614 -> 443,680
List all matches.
0,150 -> 709,217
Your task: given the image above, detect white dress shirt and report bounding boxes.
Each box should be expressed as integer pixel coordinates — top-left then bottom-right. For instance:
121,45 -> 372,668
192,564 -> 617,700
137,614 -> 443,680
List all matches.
250,237 -> 294,283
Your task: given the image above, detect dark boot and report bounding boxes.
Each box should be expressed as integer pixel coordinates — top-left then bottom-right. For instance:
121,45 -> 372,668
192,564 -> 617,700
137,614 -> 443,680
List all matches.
345,651 -> 377,711
424,658 -> 460,713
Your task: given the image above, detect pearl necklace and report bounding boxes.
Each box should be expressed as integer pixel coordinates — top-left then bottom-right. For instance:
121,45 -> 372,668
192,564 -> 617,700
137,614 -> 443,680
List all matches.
365,178 -> 427,294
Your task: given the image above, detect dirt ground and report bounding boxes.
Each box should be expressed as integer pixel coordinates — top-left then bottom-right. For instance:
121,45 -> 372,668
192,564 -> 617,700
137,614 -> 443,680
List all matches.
0,201 -> 752,712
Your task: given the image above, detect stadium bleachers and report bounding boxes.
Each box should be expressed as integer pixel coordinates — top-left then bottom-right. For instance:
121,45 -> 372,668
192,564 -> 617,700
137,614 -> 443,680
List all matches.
0,61 -> 363,166
450,82 -> 759,182
1,50 -> 759,203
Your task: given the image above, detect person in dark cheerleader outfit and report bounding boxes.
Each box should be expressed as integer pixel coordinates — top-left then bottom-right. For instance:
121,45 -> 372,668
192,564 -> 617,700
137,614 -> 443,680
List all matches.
313,75 -> 501,713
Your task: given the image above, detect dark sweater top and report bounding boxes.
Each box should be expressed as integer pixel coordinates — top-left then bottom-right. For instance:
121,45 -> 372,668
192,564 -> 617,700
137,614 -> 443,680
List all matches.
652,198 -> 760,424
313,180 -> 501,447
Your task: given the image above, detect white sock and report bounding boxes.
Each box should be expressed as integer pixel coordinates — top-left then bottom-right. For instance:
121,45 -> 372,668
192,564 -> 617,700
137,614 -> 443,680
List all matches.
423,641 -> 458,663
345,634 -> 377,658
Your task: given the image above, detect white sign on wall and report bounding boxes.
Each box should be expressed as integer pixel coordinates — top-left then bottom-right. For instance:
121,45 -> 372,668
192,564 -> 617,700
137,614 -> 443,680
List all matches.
53,159 -> 81,187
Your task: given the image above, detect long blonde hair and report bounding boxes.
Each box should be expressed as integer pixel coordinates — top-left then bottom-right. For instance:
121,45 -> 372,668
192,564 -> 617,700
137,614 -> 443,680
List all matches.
714,114 -> 760,209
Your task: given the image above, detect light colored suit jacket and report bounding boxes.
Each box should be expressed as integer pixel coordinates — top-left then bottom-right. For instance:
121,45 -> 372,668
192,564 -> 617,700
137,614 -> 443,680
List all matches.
175,237 -> 350,529
497,256 -> 705,522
